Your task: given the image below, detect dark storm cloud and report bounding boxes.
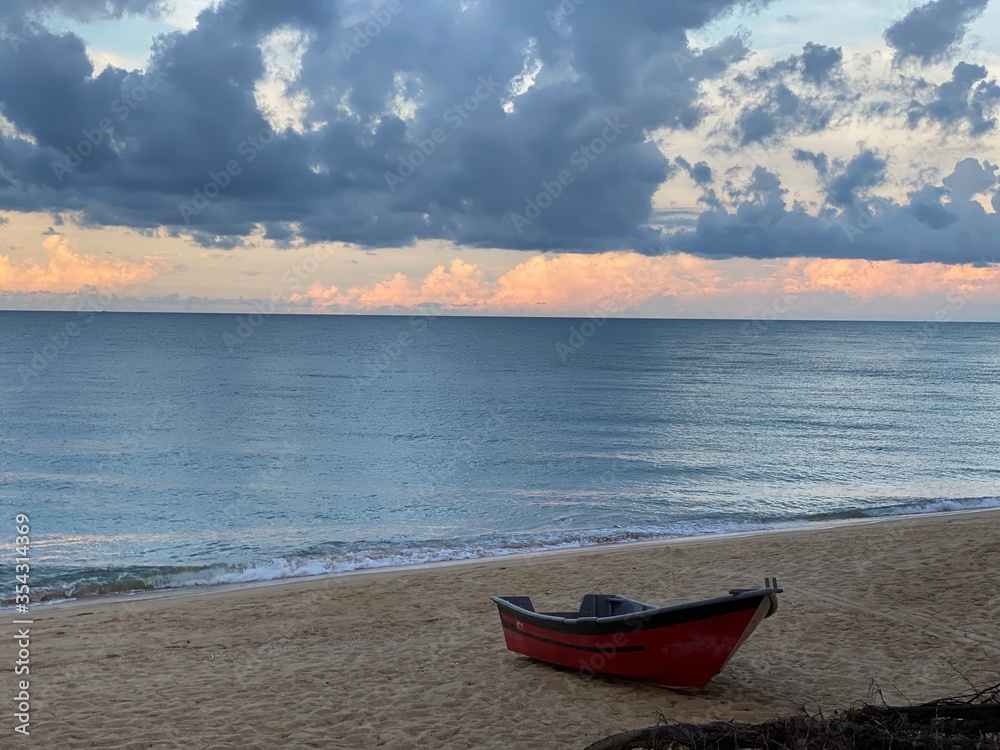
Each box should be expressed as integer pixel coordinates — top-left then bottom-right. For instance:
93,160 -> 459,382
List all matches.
800,43 -> 843,86
906,185 -> 957,229
883,0 -> 989,64
675,156 -> 714,185
908,62 -> 1000,135
824,150 -> 887,207
668,156 -> 1000,264
0,0 -> 759,251
735,84 -> 815,146
889,156 -> 998,250
1,1 -> 997,266
727,43 -> 849,147
943,156 -> 998,198
1,0 -> 165,30
792,148 -> 828,175
738,42 -> 844,88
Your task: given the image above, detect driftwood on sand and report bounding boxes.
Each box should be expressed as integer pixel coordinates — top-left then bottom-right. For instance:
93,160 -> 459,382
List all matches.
584,682 -> 1000,750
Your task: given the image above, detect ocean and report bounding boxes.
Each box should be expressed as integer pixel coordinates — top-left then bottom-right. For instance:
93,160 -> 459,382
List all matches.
2,311 -> 998,603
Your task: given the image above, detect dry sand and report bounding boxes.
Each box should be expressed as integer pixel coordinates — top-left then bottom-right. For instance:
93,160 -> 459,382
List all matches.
5,510 -> 999,749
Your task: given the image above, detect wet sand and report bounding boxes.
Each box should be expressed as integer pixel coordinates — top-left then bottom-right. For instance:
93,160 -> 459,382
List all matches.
6,510 -> 999,749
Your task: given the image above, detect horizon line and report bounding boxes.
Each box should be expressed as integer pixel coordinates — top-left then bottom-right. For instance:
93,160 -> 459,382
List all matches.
1,308 -> 998,324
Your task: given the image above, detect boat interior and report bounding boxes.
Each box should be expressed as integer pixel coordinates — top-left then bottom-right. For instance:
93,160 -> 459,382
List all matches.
496,581 -> 781,622
500,594 -> 655,618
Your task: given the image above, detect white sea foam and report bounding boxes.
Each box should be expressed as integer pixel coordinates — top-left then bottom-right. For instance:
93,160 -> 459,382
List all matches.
860,496 -> 1000,517
16,497 -> 1000,604
116,498 -> 1000,591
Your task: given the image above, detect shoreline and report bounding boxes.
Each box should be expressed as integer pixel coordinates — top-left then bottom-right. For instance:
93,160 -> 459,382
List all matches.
11,507 -> 999,749
24,505 -> 1000,614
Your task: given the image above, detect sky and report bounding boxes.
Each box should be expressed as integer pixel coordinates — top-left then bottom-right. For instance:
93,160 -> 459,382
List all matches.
1,0 -> 999,319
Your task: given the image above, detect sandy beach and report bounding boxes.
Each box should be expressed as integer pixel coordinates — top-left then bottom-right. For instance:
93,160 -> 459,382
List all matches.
6,510 -> 999,749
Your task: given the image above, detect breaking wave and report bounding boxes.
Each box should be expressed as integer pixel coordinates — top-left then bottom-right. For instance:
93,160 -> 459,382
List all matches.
11,496 -> 998,605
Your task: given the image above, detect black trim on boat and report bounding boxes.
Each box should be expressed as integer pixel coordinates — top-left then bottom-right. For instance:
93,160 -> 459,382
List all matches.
492,588 -> 777,637
500,619 -> 645,652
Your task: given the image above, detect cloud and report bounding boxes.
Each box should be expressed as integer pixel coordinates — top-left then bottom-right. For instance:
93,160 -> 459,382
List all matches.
0,234 -> 168,292
824,150 -> 887,207
291,252 -> 721,313
734,85 -> 810,145
883,0 -> 989,64
908,62 -> 1000,135
800,42 -> 844,86
289,251 -> 1000,315
674,156 -> 714,185
299,258 -> 492,310
1,0 -> 166,25
780,257 -> 1000,298
669,157 -> 1000,264
0,0 -> 996,269
792,148 -> 828,175
487,252 -> 720,310
943,157 -> 998,199
0,0 -> 756,252
725,43 -> 850,147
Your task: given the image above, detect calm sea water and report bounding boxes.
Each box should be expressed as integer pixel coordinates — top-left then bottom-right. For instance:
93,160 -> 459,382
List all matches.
1,312 -> 998,602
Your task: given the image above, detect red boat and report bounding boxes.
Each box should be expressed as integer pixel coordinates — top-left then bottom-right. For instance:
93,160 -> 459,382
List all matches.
492,578 -> 782,691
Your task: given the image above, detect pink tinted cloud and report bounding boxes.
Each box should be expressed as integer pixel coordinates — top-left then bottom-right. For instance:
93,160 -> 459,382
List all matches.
488,253 -> 721,310
291,253 -> 721,313
0,235 -> 168,293
779,258 -> 1000,298
291,253 -> 1000,314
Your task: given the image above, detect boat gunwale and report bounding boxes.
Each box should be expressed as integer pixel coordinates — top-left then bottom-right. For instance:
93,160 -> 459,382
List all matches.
491,587 -> 779,631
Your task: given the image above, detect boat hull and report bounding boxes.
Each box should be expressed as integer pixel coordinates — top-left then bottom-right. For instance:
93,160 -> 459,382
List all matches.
493,590 -> 777,691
